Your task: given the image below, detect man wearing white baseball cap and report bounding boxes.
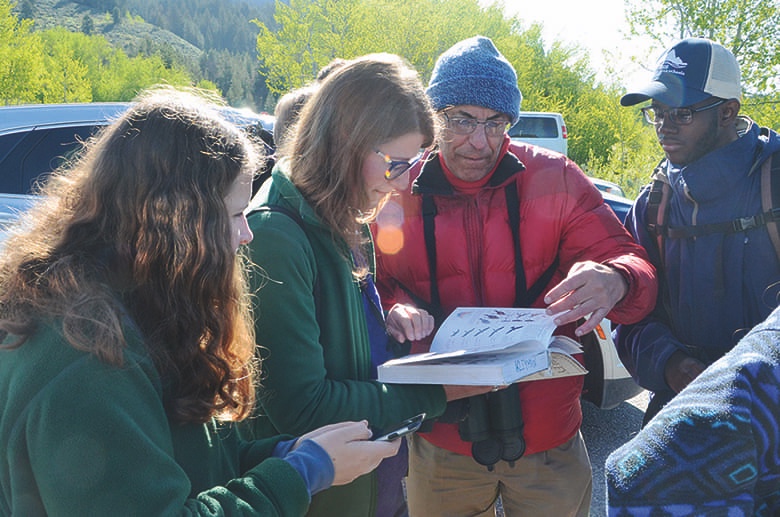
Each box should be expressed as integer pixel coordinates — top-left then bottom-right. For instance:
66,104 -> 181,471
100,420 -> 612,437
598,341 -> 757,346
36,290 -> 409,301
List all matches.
615,37 -> 780,425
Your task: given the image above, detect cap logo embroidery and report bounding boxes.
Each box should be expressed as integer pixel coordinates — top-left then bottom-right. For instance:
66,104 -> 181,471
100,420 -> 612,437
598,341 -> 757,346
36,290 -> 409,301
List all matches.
659,50 -> 688,77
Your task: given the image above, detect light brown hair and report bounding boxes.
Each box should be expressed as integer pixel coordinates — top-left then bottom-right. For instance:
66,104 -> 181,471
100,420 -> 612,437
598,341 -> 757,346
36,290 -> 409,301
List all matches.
286,53 -> 435,255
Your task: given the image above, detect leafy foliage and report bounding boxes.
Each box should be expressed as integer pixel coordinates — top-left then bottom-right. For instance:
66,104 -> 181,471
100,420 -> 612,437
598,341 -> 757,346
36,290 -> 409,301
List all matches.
10,0 -> 274,110
0,0 -> 46,104
625,0 -> 780,96
1,1 -> 195,104
6,0 -> 779,198
254,0 -> 658,196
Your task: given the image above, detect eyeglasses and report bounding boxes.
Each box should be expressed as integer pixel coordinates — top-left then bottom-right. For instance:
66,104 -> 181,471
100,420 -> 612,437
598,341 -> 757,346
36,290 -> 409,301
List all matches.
443,114 -> 511,137
374,149 -> 424,181
640,99 -> 725,126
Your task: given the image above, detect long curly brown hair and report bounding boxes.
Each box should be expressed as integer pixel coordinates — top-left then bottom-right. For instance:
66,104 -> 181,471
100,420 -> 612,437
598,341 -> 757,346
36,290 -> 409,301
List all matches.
0,87 -> 261,423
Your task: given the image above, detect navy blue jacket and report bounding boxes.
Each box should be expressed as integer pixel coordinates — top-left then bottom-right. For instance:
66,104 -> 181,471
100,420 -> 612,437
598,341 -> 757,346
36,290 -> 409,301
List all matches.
615,117 -> 780,393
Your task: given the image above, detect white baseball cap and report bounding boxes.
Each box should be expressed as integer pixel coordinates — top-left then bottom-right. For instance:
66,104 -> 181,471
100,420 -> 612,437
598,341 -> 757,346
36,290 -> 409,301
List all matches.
621,37 -> 741,107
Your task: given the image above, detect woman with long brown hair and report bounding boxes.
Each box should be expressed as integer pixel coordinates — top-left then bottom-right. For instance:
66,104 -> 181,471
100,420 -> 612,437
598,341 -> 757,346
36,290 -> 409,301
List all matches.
0,86 -> 399,516
244,54 -> 492,517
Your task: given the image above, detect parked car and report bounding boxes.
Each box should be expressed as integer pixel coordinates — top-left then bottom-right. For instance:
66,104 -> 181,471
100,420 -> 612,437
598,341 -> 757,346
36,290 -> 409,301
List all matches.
0,102 -> 640,409
508,111 -> 568,156
0,102 -> 274,242
591,177 -> 627,198
506,112 -> 631,222
600,190 -> 633,224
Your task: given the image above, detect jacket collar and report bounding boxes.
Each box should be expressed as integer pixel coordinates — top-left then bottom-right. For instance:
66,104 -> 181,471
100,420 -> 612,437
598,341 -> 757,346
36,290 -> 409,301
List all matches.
667,118 -> 780,204
412,148 -> 526,196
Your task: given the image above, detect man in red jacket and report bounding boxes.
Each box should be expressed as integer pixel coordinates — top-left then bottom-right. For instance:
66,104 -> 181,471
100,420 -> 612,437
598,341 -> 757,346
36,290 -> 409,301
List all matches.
373,36 -> 657,516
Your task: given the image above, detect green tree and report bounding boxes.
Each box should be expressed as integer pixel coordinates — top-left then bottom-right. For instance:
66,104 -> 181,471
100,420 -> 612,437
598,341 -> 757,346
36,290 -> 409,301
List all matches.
624,0 -> 780,95
254,0 -> 528,95
81,14 -> 94,35
254,0 -> 359,95
39,28 -> 93,102
35,26 -> 194,103
111,6 -> 121,25
581,88 -> 662,198
254,0 -> 656,194
0,0 -> 45,104
17,0 -> 32,20
347,0 -> 512,79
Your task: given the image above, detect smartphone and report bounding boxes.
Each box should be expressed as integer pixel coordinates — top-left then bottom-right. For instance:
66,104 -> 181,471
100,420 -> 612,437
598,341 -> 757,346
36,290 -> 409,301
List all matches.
370,412 -> 426,442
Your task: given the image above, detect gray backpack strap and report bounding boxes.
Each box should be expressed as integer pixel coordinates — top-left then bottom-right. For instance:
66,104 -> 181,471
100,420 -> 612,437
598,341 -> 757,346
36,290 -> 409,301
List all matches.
761,152 -> 780,265
645,161 -> 672,268
249,204 -> 321,313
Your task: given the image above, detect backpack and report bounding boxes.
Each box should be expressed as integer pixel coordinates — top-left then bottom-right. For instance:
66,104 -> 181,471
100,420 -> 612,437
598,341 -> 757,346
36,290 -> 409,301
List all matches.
645,150 -> 780,266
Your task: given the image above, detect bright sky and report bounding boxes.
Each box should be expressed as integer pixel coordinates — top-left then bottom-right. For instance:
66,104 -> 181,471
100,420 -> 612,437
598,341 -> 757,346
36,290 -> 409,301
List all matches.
484,0 -> 660,88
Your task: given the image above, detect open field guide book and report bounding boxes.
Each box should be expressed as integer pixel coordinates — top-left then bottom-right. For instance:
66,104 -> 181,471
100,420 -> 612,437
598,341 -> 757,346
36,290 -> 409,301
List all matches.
377,307 -> 587,385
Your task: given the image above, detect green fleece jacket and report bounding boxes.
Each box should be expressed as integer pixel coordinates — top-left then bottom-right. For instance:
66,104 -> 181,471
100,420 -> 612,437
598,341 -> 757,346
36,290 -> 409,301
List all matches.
242,163 -> 447,516
0,321 -> 310,516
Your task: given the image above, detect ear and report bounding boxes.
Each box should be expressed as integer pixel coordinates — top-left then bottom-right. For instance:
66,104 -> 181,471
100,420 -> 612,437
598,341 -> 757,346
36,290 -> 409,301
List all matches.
719,99 -> 741,124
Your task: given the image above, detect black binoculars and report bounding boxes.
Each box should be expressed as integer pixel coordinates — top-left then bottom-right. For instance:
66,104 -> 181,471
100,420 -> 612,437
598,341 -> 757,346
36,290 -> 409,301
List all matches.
458,386 -> 525,470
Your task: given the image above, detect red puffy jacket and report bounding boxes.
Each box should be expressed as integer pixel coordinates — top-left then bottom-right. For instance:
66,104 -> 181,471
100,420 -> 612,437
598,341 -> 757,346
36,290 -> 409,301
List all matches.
374,142 -> 656,456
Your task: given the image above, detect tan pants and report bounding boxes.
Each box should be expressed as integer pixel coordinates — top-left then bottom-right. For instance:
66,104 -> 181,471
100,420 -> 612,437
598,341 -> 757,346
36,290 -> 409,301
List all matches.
406,432 -> 592,517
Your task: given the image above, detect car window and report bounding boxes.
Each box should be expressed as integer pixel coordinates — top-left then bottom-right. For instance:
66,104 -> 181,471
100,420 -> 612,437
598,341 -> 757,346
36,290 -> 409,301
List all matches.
0,125 -> 102,195
508,117 -> 559,139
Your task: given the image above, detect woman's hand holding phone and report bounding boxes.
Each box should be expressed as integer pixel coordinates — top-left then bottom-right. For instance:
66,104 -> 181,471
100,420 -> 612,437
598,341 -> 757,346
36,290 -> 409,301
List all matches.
370,413 -> 425,442
297,420 -> 401,486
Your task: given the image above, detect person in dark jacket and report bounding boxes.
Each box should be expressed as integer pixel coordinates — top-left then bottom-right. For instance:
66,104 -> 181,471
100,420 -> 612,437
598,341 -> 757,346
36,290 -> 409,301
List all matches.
615,37 -> 780,425
373,36 -> 657,517
0,86 -> 400,516
607,304 -> 780,515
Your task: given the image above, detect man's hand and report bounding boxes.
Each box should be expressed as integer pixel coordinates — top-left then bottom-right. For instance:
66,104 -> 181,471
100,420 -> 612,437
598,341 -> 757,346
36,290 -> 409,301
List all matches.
543,260 -> 628,336
385,303 -> 435,342
664,350 -> 707,393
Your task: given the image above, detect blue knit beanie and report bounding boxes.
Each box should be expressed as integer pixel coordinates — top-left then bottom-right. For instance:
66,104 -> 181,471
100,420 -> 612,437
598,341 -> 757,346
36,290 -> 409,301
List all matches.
426,36 -> 522,124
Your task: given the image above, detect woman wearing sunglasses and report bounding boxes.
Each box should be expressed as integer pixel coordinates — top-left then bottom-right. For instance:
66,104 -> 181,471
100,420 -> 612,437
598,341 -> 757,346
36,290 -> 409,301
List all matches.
242,54 -> 493,517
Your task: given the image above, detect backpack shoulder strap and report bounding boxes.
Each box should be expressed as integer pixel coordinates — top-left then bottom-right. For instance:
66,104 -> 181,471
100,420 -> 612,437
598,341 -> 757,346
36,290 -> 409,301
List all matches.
421,194 -> 442,322
761,151 -> 780,264
645,154 -> 780,266
644,160 -> 672,267
504,184 -> 526,306
504,183 -> 558,307
250,203 -> 304,228
249,204 -> 321,311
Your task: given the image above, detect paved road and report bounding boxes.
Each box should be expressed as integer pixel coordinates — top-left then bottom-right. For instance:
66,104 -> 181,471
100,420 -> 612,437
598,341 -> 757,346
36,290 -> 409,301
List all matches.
492,390 -> 649,517
582,390 -> 649,516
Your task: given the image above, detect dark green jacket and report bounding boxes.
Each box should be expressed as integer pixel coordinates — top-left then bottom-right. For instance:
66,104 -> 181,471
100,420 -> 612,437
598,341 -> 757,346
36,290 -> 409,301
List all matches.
0,321 -> 310,516
243,163 -> 446,516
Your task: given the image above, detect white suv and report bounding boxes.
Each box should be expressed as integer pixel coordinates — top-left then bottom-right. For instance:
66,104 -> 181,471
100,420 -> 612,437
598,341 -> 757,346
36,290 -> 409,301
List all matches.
508,111 -> 568,156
